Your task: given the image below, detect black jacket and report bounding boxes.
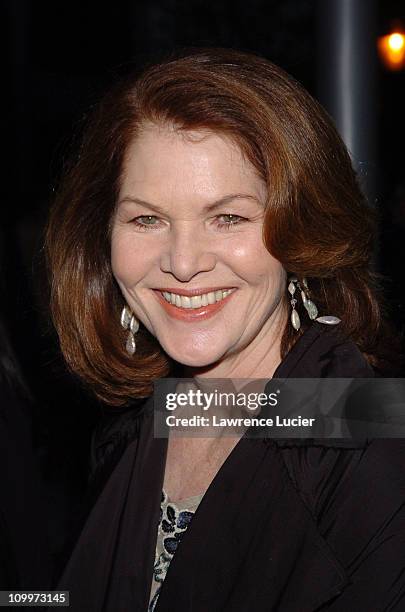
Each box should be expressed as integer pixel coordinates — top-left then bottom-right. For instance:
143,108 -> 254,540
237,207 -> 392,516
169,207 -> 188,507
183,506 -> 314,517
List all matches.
54,323 -> 405,611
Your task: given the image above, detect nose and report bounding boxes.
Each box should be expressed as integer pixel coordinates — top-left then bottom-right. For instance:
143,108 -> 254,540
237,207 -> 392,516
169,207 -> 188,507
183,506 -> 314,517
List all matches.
160,222 -> 217,282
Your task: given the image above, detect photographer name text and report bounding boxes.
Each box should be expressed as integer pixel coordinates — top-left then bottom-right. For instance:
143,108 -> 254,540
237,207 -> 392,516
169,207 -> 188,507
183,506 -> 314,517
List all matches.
165,415 -> 316,428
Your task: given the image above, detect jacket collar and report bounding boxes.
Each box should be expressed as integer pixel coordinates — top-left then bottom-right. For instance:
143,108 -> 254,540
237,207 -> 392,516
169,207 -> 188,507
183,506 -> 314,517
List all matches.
269,322 -> 371,449
93,322 -> 371,463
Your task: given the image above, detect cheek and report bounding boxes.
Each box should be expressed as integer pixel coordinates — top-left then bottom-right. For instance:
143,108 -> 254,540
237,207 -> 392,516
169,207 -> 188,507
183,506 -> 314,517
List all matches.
110,233 -> 146,285
110,235 -> 127,283
229,238 -> 285,290
256,264 -> 286,298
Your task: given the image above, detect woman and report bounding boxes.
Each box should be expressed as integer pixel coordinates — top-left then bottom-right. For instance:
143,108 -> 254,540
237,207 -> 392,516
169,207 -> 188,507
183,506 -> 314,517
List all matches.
46,48 -> 405,611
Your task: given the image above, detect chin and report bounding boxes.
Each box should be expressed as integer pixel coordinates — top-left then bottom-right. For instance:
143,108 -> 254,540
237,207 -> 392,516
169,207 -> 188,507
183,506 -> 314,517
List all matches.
160,341 -> 224,369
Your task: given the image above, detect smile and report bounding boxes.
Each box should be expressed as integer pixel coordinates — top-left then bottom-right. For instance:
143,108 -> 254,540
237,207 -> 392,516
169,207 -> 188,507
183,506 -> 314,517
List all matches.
161,289 -> 234,309
152,288 -> 237,321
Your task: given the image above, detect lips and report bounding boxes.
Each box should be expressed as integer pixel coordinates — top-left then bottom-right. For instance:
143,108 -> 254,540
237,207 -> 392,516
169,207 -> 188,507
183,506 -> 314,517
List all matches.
154,287 -> 236,297
152,288 -> 237,322
161,288 -> 234,309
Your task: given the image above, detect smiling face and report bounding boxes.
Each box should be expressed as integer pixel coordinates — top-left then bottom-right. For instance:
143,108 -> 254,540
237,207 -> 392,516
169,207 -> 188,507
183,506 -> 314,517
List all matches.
111,124 -> 287,375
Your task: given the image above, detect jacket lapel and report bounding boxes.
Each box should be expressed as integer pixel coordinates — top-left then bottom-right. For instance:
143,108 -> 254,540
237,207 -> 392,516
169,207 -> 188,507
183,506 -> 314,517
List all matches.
155,435 -> 350,612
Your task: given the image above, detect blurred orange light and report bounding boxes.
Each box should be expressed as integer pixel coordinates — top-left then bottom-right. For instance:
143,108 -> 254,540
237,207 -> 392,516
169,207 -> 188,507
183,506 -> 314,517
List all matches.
388,33 -> 404,51
378,31 -> 405,71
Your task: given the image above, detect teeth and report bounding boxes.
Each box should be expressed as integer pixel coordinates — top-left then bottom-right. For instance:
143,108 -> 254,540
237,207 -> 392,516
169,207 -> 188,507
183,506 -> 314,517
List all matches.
191,295 -> 202,308
181,296 -> 192,308
161,289 -> 233,309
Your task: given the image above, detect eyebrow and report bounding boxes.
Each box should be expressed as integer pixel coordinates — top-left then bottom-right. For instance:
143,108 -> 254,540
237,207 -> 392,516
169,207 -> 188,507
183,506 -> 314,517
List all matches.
118,194 -> 261,214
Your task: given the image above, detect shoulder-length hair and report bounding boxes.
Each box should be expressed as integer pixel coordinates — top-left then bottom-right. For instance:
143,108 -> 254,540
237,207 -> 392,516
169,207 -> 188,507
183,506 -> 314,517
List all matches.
46,47 -> 390,406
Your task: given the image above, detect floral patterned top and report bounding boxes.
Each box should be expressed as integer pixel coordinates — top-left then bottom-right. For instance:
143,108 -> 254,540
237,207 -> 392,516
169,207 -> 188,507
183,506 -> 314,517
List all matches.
148,489 -> 204,611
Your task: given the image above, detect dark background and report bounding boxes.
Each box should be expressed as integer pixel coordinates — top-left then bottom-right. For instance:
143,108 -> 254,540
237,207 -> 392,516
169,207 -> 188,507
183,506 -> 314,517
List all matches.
2,0 -> 405,552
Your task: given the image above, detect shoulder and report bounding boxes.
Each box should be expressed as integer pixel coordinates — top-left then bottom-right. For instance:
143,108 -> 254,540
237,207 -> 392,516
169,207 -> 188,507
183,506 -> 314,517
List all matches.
278,438 -> 405,605
275,322 -> 375,379
56,396 -> 154,578
271,322 -> 405,524
277,438 -> 405,514
274,437 -> 405,597
89,395 -> 153,483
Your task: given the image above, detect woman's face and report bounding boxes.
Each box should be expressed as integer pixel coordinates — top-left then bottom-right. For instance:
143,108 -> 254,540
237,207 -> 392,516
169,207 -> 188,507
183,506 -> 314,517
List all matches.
112,125 -> 287,368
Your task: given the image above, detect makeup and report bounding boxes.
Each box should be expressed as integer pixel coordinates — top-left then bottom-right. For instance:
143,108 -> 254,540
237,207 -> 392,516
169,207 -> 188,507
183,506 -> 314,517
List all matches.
153,289 -> 237,322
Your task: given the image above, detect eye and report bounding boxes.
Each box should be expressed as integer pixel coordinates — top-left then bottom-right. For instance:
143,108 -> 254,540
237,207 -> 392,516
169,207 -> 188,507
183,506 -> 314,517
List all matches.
131,215 -> 161,230
129,213 -> 248,232
215,214 -> 247,230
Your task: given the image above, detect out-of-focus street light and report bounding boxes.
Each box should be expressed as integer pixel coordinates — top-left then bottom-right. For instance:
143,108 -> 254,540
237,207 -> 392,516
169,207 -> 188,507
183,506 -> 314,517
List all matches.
378,30 -> 405,71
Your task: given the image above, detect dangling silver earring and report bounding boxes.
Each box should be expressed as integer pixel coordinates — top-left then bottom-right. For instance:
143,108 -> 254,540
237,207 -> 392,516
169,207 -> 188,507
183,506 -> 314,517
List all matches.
298,277 -> 319,320
288,276 -> 341,331
288,278 -> 301,330
120,305 -> 139,355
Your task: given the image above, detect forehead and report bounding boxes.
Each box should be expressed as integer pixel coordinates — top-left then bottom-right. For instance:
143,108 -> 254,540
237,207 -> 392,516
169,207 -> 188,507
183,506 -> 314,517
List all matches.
119,125 -> 265,202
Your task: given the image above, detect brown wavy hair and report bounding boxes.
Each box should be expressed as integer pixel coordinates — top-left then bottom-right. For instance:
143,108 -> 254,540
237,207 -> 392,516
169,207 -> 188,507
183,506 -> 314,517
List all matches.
45,47 -> 393,406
